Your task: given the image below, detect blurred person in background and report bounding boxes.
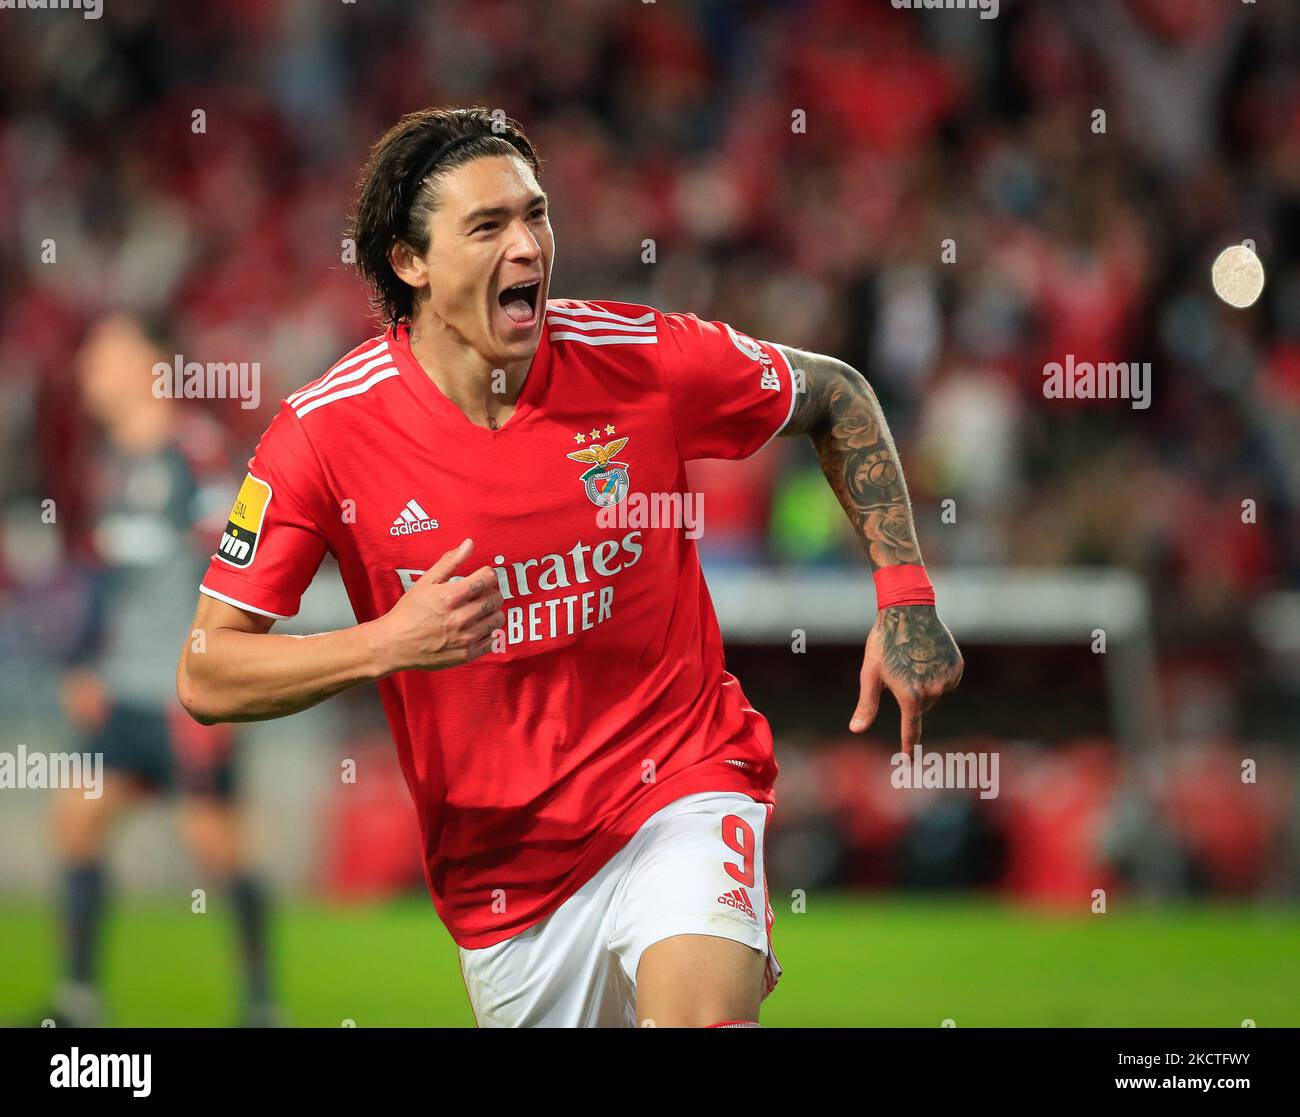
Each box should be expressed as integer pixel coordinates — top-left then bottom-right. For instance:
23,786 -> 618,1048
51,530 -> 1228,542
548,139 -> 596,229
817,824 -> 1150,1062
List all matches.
39,314 -> 279,1028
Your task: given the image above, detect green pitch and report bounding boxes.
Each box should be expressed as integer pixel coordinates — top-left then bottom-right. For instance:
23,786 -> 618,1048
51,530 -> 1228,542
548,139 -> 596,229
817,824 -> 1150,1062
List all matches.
2,897 -> 1296,1027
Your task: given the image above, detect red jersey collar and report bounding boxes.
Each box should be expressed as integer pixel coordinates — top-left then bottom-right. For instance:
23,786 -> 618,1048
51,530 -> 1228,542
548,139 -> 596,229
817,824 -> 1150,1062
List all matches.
387,319 -> 553,437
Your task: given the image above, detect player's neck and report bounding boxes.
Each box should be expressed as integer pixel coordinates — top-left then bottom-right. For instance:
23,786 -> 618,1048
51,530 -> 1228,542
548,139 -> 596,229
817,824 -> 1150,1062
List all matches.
406,316 -> 531,430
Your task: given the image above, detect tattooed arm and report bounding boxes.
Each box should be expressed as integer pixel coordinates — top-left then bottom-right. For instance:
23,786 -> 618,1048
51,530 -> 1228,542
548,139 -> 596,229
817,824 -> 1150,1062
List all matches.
776,345 -> 963,753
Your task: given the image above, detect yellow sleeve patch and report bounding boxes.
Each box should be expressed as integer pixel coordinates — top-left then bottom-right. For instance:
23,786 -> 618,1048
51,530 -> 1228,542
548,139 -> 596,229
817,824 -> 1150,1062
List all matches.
217,474 -> 272,568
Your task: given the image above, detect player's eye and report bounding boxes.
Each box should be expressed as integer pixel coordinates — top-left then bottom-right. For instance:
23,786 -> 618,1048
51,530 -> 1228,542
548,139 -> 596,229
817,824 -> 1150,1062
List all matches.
528,207 -> 546,220
472,221 -> 498,234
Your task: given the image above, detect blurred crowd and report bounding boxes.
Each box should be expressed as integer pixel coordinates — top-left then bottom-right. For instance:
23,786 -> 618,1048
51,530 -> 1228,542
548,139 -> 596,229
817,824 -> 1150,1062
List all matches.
321,726 -> 1297,903
2,0 -> 1299,632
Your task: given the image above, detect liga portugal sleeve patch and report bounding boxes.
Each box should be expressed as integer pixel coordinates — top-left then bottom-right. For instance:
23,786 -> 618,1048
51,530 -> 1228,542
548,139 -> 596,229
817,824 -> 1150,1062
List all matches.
216,473 -> 272,568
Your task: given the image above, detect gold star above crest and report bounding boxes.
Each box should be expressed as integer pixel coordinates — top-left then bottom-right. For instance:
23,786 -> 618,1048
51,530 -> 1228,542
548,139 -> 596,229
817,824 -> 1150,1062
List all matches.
589,428 -> 600,440
605,424 -> 616,435
573,432 -> 586,443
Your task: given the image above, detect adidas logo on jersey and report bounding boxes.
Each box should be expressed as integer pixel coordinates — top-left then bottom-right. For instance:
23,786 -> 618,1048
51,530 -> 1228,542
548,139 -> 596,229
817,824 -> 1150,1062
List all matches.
391,500 -> 439,536
717,887 -> 757,920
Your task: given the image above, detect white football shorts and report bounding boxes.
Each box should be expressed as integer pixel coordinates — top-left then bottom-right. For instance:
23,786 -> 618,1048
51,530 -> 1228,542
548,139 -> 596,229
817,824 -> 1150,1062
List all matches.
456,790 -> 781,1027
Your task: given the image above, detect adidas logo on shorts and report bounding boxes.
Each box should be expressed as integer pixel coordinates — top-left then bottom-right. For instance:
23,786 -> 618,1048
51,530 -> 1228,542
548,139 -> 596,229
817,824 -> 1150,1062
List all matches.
391,499 -> 439,536
717,887 -> 757,920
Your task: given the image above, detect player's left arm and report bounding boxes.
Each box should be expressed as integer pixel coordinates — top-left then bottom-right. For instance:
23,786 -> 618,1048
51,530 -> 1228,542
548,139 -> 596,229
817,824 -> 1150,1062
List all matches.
774,344 -> 963,754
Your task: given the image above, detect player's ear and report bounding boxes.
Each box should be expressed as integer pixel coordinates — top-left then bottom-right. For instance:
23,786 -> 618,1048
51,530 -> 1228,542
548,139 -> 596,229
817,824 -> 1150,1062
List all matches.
389,239 -> 428,290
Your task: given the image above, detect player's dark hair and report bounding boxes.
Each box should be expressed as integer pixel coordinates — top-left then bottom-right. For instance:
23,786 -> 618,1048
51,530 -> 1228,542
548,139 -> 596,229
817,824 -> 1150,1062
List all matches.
349,106 -> 543,326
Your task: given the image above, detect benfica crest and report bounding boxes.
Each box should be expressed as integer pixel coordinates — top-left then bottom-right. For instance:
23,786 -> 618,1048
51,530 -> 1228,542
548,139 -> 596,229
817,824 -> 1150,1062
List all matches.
566,436 -> 631,507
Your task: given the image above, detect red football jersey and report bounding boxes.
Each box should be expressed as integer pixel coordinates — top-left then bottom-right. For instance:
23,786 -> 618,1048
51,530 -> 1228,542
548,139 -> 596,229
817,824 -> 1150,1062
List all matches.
200,299 -> 797,947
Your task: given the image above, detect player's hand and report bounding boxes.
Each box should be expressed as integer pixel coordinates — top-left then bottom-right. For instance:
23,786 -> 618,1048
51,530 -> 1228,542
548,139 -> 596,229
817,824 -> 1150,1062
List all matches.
849,605 -> 963,756
373,539 -> 505,673
61,669 -> 111,731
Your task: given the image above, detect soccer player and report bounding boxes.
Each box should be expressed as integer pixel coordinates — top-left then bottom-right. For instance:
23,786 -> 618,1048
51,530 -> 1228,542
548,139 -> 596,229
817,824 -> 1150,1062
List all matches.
48,315 -> 279,1028
177,107 -> 963,1028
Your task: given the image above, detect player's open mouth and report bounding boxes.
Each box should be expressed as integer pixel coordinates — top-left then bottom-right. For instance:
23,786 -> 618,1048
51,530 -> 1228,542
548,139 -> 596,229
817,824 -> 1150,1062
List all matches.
497,279 -> 541,329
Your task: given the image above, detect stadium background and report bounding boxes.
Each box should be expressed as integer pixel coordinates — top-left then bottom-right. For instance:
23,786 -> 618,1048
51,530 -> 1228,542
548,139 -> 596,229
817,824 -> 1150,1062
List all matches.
1,0 -> 1298,1026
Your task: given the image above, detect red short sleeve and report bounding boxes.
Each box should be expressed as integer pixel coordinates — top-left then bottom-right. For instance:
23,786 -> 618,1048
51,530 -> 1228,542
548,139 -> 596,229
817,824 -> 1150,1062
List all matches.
199,404 -> 330,619
656,311 -> 797,461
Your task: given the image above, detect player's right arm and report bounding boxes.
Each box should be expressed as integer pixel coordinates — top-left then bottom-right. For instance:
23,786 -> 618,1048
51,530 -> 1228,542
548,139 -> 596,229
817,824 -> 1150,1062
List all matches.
175,403 -> 503,725
177,539 -> 502,724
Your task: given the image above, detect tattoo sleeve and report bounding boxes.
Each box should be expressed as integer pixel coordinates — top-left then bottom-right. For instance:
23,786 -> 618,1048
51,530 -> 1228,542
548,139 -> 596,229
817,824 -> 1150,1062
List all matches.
776,346 -> 923,571
774,346 -> 962,712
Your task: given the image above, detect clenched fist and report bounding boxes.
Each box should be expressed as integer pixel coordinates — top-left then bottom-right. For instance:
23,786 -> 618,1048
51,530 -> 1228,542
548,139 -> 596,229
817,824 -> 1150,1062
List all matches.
374,539 -> 505,673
